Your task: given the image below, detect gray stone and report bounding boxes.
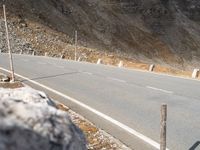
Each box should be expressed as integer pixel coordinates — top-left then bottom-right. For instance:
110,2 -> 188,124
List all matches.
0,87 -> 87,150
0,74 -> 10,82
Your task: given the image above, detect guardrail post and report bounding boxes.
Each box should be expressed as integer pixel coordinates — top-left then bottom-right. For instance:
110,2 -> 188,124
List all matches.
60,54 -> 64,59
118,61 -> 123,67
77,57 -> 81,62
32,51 -> 35,56
45,52 -> 48,57
160,104 -> 167,150
20,50 -> 23,55
192,69 -> 199,78
149,64 -> 155,72
97,59 -> 102,64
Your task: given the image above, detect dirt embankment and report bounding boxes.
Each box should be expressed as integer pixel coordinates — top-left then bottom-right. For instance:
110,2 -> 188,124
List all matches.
0,0 -> 200,70
0,0 -> 200,78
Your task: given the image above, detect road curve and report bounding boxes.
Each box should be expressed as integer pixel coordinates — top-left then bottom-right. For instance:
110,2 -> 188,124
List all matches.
0,54 -> 200,150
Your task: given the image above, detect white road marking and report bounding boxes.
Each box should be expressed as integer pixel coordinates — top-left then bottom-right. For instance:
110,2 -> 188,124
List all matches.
0,67 -> 169,150
46,62 -> 65,69
146,86 -> 173,94
107,77 -> 126,83
37,62 -> 47,65
82,71 -> 93,75
56,65 -> 65,69
48,62 -> 56,65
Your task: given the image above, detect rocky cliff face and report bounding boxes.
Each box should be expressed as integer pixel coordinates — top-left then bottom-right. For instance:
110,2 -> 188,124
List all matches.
1,0 -> 200,69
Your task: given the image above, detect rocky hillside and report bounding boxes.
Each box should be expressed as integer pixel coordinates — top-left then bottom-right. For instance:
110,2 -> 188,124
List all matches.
0,0 -> 200,69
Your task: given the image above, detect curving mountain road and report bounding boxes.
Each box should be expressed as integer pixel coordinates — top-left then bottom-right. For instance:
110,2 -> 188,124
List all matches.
0,53 -> 200,150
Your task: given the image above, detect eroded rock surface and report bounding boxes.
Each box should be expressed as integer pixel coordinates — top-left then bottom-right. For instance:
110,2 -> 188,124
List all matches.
0,87 -> 87,150
1,0 -> 200,68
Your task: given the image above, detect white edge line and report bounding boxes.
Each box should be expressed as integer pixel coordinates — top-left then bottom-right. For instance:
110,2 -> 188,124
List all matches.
146,86 -> 173,94
82,71 -> 93,75
0,67 -> 170,150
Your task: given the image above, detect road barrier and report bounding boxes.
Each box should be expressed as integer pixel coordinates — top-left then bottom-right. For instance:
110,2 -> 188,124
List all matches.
118,61 -> 123,67
192,69 -> 199,78
149,64 -> 155,72
60,54 -> 64,59
160,104 -> 167,150
9,49 -> 200,81
97,59 -> 102,64
32,51 -> 35,56
77,57 -> 81,62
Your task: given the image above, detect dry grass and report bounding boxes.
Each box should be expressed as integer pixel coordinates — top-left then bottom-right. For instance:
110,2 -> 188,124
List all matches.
153,65 -> 192,78
0,73 -> 24,89
0,81 -> 24,89
56,102 -> 130,150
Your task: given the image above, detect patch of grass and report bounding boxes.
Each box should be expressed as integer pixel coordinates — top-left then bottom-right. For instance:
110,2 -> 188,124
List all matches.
0,81 -> 24,89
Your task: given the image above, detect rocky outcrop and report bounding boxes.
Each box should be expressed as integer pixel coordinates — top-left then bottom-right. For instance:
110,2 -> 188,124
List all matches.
0,18 -> 35,54
0,87 -> 87,150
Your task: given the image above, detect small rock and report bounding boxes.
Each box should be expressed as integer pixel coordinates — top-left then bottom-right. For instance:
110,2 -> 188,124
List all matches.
0,75 -> 10,82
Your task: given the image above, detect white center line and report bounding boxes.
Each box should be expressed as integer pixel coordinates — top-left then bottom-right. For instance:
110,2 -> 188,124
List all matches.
107,77 -> 126,83
37,62 -> 47,65
146,86 -> 173,94
56,65 -> 65,69
82,71 -> 93,75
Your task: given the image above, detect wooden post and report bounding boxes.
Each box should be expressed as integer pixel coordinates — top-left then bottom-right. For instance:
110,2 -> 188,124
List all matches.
160,104 -> 167,150
3,4 -> 15,82
74,30 -> 77,61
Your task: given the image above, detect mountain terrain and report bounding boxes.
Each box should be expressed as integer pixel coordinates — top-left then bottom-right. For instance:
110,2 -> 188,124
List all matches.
0,0 -> 200,70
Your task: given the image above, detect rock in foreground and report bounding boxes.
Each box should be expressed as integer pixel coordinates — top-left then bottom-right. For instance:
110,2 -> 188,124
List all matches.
0,87 -> 87,150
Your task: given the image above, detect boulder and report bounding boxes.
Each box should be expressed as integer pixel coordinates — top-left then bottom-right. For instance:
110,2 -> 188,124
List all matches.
0,87 -> 87,150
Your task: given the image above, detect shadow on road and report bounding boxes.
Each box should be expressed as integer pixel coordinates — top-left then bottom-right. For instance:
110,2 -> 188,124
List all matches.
21,71 -> 80,82
189,141 -> 200,150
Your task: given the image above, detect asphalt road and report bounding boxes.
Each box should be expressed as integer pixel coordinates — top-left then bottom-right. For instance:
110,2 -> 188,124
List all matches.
0,54 -> 200,150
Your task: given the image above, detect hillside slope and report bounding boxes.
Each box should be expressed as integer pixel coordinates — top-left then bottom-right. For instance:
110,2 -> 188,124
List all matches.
1,0 -> 200,69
